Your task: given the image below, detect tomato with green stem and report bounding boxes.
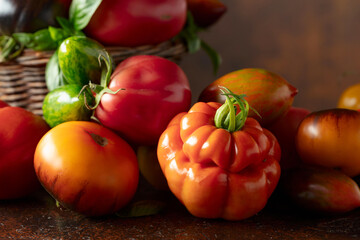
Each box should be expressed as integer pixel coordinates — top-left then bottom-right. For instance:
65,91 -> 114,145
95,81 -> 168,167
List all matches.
42,84 -> 95,128
157,87 -> 281,220
87,54 -> 191,146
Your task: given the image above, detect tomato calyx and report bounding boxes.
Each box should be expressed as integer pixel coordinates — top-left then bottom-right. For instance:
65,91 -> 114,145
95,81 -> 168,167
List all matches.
214,86 -> 259,132
79,51 -> 124,111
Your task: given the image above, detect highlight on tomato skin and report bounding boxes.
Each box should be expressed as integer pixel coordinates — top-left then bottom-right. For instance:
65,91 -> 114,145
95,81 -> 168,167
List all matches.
34,121 -> 139,217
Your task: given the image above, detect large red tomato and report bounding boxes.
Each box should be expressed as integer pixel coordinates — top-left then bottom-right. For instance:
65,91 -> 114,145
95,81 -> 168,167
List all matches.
85,0 -> 187,47
34,121 -> 139,216
0,105 -> 50,199
95,55 -> 192,146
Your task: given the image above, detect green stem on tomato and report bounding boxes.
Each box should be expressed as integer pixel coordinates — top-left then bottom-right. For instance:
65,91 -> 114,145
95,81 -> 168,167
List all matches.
79,50 -> 124,111
214,86 -> 254,132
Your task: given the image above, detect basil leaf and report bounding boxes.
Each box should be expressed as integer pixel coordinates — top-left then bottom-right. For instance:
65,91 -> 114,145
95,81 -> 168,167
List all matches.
14,29 -> 57,51
69,0 -> 102,30
48,27 -> 70,45
12,33 -> 33,47
115,200 -> 166,218
56,17 -> 85,37
32,29 -> 58,50
179,12 -> 202,53
201,40 -> 222,75
0,36 -> 23,62
45,50 -> 67,91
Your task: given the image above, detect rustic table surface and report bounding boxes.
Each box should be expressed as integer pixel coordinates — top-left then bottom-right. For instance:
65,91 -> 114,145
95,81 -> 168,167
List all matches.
1,177 -> 359,240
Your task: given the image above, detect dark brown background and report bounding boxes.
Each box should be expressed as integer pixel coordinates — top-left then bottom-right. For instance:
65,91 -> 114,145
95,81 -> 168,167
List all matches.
180,0 -> 360,112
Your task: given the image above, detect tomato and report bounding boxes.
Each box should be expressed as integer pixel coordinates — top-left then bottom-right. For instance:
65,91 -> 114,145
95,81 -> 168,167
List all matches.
295,108 -> 360,177
281,166 -> 360,213
137,146 -> 168,191
85,0 -> 187,47
42,84 -> 94,128
34,121 -> 139,216
199,68 -> 298,126
58,36 -> 107,86
95,55 -> 192,146
267,107 -> 310,170
0,100 -> 8,108
187,0 -> 227,27
337,83 -> 360,110
158,89 -> 281,220
0,106 -> 50,199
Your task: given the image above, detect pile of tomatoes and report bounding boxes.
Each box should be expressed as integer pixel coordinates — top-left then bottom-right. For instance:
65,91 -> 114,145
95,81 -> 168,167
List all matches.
1,0 -> 360,221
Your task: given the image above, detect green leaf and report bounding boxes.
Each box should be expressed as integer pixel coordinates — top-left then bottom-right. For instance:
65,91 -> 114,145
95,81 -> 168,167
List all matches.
115,200 -> 166,218
0,36 -> 23,62
56,17 -> 85,37
69,0 -> 103,30
14,29 -> 58,51
45,50 -> 68,91
12,33 -> 33,46
200,40 -> 222,75
177,11 -> 222,74
48,27 -> 70,45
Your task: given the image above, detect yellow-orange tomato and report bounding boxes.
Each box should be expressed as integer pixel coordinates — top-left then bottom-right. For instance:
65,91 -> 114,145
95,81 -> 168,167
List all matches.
295,109 -> 360,177
338,83 -> 360,110
34,121 -> 139,216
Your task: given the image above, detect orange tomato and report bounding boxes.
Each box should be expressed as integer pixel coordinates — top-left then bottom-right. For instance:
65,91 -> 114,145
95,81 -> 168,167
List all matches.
338,83 -> 360,110
34,121 -> 139,216
295,108 -> 360,177
199,68 -> 298,126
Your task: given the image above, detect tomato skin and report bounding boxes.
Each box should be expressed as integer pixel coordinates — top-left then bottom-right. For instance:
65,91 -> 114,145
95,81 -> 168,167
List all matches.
0,100 -> 8,108
157,102 -> 281,220
267,107 -> 310,170
42,84 -> 94,128
34,121 -> 139,216
337,83 -> 360,110
295,108 -> 360,177
199,68 -> 298,126
187,0 -> 227,28
0,106 -> 50,199
85,0 -> 187,47
95,55 -> 192,146
282,166 -> 360,213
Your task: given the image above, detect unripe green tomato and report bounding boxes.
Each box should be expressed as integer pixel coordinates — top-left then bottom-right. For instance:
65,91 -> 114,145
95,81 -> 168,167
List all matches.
43,84 -> 94,128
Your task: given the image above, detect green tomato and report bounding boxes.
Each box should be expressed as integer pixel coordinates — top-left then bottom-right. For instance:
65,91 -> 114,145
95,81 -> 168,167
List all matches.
58,36 -> 107,86
42,84 -> 94,128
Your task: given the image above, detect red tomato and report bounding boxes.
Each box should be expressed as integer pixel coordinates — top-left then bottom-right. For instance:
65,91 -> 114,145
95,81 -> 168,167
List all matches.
187,0 -> 227,27
95,55 -> 192,146
296,108 -> 360,177
0,106 -> 50,199
85,0 -> 187,47
0,100 -> 8,108
34,121 -> 139,216
267,107 -> 310,170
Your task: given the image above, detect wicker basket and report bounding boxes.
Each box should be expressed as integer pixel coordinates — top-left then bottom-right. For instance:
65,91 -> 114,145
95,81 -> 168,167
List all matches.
0,40 -> 187,115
